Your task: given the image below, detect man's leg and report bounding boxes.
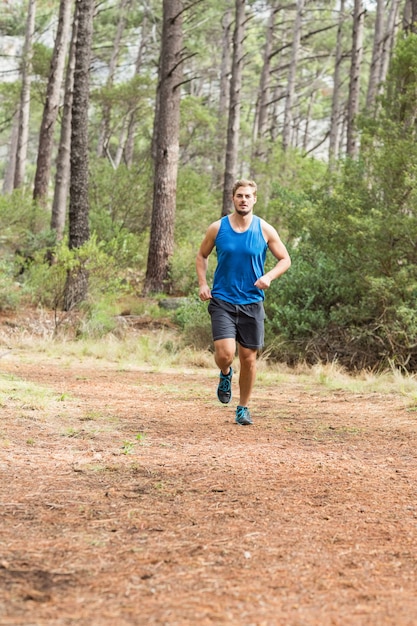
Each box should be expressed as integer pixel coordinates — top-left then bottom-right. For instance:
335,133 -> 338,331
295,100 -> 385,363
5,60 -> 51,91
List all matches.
213,338 -> 236,374
213,338 -> 236,404
237,344 -> 258,407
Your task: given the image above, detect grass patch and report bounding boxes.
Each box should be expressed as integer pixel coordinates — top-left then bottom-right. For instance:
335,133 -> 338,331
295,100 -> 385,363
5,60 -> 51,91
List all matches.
0,373 -> 63,412
3,327 -> 417,406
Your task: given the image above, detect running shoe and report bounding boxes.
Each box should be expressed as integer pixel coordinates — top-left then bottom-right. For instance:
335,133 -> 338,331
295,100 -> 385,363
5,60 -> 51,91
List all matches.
235,405 -> 253,425
217,368 -> 233,404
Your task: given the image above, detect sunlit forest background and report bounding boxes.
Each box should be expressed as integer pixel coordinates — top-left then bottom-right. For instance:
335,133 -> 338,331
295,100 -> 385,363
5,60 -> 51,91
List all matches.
1,0 -> 417,371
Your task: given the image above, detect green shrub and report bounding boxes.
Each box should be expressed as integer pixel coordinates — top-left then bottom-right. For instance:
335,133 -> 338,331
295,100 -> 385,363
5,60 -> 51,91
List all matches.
77,298 -> 119,339
22,236 -> 132,312
0,190 -> 50,256
174,297 -> 213,350
0,258 -> 21,311
266,247 -> 361,337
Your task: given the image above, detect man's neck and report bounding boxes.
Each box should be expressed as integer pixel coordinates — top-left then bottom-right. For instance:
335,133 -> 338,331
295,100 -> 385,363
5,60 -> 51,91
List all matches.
230,211 -> 253,232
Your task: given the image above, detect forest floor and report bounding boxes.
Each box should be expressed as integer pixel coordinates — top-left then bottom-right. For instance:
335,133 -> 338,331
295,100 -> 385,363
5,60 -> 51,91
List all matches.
1,309 -> 417,625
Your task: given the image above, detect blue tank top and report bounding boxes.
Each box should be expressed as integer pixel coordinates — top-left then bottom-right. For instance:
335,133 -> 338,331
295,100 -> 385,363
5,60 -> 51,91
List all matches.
211,215 -> 268,305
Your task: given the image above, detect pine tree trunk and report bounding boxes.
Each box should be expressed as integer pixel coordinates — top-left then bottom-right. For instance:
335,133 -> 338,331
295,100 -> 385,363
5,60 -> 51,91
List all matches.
379,0 -> 401,88
64,0 -> 94,311
329,0 -> 346,164
219,6 -> 232,120
143,0 -> 183,295
215,5 -> 232,187
365,0 -> 384,113
346,0 -> 364,158
2,110 -> 19,194
124,13 -> 149,167
14,0 -> 36,189
51,4 -> 78,240
222,0 -> 246,217
252,3 -> 277,167
282,0 -> 304,152
403,0 -> 417,33
96,0 -> 130,159
33,0 -> 73,205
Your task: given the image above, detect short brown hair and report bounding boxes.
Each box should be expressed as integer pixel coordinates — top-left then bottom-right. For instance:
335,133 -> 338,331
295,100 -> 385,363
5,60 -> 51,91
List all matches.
232,179 -> 257,197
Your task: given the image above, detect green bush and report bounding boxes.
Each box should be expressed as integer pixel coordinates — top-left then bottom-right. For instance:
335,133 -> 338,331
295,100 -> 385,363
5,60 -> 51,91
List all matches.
0,258 -> 21,311
22,236 -> 132,312
0,190 -> 51,256
174,297 -> 213,350
77,298 -> 120,339
267,247 -> 363,333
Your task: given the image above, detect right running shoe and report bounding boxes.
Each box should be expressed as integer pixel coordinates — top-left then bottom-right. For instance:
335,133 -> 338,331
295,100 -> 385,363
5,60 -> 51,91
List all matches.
217,367 -> 233,404
235,405 -> 253,426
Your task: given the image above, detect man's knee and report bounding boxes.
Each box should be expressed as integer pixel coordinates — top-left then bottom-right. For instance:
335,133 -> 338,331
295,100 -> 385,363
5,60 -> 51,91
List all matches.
214,339 -> 236,364
239,346 -> 258,366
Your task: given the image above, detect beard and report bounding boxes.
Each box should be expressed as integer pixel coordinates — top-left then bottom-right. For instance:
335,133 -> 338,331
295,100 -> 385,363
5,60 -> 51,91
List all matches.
235,207 -> 251,216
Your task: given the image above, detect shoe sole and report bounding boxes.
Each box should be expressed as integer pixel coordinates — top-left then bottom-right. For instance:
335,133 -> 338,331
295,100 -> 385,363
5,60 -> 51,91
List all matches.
235,417 -> 253,426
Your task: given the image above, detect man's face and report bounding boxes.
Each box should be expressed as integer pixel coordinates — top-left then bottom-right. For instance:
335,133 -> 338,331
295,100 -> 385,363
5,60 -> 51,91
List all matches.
233,186 -> 257,216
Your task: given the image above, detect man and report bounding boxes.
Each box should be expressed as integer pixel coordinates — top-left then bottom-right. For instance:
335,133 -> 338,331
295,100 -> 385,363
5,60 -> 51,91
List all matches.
196,179 -> 291,426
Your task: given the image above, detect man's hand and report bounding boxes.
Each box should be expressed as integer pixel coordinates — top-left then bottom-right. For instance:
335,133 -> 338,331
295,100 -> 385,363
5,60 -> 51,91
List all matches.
254,275 -> 271,290
199,285 -> 212,301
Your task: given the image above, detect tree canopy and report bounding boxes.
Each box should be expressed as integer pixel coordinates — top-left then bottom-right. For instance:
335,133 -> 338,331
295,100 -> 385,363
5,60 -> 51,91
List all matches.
1,0 -> 417,371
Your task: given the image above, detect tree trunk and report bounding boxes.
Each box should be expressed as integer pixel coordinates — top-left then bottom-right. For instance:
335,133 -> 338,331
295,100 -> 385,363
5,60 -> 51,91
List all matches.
51,3 -> 78,240
252,2 -> 277,165
143,0 -> 183,295
282,0 -> 304,152
219,5 -> 233,120
33,0 -> 73,205
124,12 -> 149,167
2,110 -> 19,194
403,0 -> 417,34
379,0 -> 401,88
114,116 -> 129,167
222,0 -> 246,217
365,0 -> 384,113
214,4 -> 232,187
328,0 -> 346,164
14,0 -> 36,189
64,0 -> 94,311
96,0 -> 130,159
346,0 -> 364,158
302,90 -> 315,152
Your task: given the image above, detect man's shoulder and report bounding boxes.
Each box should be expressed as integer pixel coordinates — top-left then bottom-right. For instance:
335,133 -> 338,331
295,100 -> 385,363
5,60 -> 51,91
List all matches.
259,217 -> 279,241
205,218 -> 222,238
210,218 -> 223,229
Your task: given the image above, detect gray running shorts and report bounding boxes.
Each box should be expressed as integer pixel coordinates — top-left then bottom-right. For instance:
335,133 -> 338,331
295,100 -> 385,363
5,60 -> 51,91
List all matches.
208,296 -> 265,350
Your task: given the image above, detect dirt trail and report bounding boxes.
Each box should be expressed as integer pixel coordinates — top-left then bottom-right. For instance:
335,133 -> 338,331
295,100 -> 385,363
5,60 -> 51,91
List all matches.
1,341 -> 417,625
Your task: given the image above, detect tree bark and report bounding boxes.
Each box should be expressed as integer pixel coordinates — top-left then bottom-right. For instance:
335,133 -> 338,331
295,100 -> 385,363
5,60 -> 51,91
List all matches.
51,3 -> 78,240
282,0 -> 304,152
96,0 -> 130,159
222,0 -> 246,217
403,0 -> 417,34
33,0 -> 73,205
143,0 -> 183,295
252,2 -> 278,165
64,0 -> 94,311
211,4 -> 232,187
124,11 -> 149,167
218,5 -> 233,120
365,0 -> 384,113
14,0 -> 36,189
379,0 -> 401,88
346,0 -> 364,158
2,110 -> 19,194
329,0 -> 346,164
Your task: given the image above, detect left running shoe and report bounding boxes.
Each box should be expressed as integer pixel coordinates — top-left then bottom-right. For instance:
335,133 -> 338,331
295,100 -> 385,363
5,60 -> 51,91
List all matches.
235,405 -> 253,425
217,367 -> 233,404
